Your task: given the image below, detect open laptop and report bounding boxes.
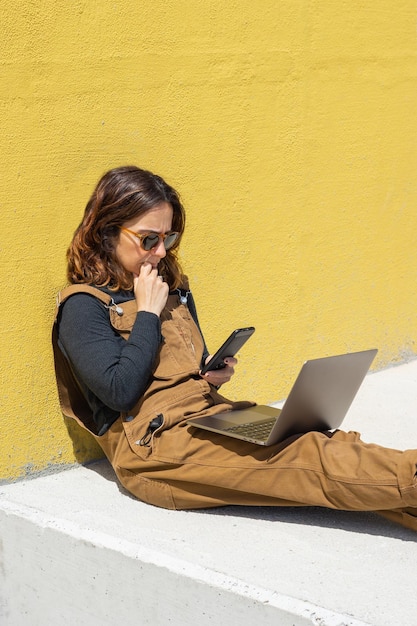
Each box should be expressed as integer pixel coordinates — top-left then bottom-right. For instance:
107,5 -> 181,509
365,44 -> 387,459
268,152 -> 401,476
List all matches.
187,349 -> 377,445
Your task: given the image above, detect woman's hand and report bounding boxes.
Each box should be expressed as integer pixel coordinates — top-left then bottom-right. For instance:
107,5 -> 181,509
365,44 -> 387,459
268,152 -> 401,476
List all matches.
134,262 -> 169,316
200,356 -> 237,387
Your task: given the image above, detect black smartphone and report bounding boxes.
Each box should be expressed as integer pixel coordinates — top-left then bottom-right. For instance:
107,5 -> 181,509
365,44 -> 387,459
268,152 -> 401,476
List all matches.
201,327 -> 255,375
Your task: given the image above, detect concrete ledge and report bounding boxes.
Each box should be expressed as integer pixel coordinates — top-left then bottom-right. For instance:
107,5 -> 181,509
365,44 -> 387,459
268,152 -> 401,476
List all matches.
1,360 -> 417,625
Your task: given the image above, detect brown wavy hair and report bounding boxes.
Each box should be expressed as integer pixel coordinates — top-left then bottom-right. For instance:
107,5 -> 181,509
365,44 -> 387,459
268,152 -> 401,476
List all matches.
67,166 -> 186,290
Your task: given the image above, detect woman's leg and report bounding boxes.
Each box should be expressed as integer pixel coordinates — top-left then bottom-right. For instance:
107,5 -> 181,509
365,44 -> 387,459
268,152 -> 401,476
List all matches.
112,423 -> 417,530
374,509 -> 417,532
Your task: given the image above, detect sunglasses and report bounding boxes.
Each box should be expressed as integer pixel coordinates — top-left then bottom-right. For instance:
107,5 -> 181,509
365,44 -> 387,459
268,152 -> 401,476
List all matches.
121,227 -> 180,251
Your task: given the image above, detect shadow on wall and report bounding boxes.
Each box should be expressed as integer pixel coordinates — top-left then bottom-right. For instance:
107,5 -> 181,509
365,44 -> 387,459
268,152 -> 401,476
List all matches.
64,416 -> 105,463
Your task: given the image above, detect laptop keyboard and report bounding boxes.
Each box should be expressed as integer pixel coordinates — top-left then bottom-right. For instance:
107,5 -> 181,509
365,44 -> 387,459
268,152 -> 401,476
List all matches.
223,418 -> 276,440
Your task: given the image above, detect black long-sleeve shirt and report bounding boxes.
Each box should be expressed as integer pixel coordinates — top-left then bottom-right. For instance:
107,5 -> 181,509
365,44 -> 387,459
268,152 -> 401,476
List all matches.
57,287 -> 207,435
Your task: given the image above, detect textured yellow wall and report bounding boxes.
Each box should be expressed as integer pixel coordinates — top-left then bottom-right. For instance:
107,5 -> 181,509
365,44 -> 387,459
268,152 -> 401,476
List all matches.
2,1 -> 417,479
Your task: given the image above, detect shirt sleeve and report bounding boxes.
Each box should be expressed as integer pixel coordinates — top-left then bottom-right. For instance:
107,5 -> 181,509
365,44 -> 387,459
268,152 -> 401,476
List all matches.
57,293 -> 162,412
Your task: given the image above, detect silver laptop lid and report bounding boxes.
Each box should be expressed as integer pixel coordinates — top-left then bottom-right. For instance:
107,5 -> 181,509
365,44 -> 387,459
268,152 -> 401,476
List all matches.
265,348 -> 378,443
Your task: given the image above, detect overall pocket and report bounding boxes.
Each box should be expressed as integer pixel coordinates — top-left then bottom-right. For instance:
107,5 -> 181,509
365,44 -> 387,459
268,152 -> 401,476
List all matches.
121,386 -> 207,461
122,412 -> 165,459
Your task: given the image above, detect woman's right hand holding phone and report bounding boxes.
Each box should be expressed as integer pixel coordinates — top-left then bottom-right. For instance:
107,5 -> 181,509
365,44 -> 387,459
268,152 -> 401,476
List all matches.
201,356 -> 237,387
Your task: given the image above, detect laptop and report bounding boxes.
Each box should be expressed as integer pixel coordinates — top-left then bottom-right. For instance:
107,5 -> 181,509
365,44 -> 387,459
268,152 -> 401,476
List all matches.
187,349 -> 377,445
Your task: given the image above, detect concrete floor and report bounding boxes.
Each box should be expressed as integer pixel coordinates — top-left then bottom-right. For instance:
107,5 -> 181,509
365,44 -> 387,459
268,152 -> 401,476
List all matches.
1,359 -> 417,625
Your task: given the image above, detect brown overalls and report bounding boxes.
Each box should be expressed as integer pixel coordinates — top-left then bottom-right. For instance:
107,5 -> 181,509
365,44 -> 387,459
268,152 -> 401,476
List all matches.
53,285 -> 417,532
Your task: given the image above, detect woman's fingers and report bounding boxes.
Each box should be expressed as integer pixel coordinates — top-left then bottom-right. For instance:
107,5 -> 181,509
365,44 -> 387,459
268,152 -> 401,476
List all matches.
201,357 -> 237,386
134,263 -> 169,315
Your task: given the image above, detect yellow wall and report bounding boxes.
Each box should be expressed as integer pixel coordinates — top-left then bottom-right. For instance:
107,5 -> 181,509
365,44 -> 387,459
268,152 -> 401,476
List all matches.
2,0 -> 417,480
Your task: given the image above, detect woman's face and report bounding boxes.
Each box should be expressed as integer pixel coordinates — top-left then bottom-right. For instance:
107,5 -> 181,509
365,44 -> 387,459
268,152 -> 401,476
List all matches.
115,202 -> 174,276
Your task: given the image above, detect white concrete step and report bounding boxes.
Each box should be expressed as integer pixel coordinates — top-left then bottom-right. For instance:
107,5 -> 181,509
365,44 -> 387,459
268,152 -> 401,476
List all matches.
1,359 -> 417,626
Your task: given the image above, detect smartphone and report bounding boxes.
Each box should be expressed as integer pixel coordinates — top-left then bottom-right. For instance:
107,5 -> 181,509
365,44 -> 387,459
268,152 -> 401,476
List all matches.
201,327 -> 255,374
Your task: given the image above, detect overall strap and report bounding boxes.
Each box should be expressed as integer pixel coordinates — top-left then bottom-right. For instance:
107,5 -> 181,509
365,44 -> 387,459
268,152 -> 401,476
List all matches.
54,284 -> 114,321
52,284 -> 119,436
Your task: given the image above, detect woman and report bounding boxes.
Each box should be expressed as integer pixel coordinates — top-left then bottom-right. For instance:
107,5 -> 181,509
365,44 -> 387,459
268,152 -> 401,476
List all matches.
54,165 -> 417,531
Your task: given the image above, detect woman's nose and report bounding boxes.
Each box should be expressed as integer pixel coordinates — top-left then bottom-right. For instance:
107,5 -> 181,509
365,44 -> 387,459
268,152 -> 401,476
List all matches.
153,239 -> 167,258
